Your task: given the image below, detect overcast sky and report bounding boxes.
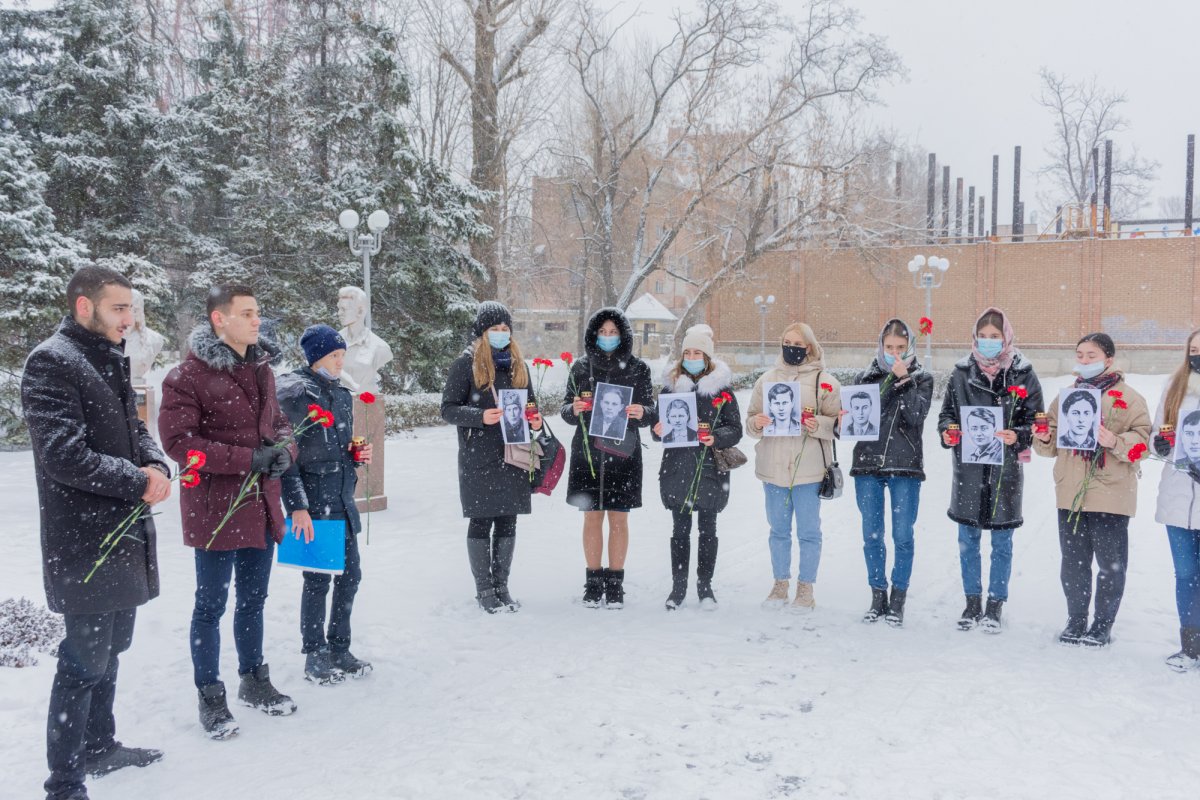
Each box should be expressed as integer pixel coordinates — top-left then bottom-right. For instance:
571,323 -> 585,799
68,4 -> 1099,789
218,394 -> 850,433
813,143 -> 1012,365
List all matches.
603,0 -> 1198,225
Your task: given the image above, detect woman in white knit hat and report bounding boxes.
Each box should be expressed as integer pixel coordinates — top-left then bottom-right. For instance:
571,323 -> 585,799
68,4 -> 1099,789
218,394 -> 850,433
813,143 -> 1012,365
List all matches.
652,324 -> 742,610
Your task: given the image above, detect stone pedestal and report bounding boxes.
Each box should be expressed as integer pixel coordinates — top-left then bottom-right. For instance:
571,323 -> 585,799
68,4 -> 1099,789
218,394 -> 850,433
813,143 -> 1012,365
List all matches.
353,397 -> 387,512
134,385 -> 157,437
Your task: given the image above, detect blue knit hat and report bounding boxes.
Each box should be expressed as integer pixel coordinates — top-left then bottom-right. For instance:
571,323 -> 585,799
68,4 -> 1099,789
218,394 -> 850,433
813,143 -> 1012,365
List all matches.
300,324 -> 347,366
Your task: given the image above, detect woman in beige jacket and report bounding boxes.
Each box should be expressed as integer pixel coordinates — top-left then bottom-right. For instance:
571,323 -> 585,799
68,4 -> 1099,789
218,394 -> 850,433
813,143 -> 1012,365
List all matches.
1032,333 -> 1150,648
745,322 -> 842,611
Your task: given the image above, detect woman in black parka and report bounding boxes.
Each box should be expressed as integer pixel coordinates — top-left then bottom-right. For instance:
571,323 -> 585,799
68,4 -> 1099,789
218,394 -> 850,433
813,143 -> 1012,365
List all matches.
561,308 -> 657,609
937,307 -> 1043,634
653,324 -> 741,611
441,302 -> 544,614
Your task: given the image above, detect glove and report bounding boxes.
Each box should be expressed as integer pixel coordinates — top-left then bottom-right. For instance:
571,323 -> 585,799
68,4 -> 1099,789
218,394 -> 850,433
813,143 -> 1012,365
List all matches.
1153,434 -> 1173,458
250,446 -> 275,474
266,447 -> 293,479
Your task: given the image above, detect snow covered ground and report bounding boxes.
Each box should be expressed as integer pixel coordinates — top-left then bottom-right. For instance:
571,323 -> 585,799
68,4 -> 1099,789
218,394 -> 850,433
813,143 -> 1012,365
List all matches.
2,372 -> 1199,800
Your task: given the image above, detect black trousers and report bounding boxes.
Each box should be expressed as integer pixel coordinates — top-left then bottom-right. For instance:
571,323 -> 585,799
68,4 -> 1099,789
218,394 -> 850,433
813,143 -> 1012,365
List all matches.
1057,509 -> 1129,626
468,516 -> 517,539
671,509 -> 717,540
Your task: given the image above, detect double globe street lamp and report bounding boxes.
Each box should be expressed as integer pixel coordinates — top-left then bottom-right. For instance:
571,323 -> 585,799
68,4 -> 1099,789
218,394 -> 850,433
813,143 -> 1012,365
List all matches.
338,208 -> 391,331
753,294 -> 775,366
907,255 -> 950,366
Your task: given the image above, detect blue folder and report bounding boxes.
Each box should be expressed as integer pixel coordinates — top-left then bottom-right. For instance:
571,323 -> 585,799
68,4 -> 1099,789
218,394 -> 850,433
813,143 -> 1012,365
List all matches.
278,519 -> 346,574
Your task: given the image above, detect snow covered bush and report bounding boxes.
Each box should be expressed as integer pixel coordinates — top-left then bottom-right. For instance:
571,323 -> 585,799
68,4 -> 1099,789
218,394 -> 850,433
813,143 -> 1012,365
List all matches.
0,597 -> 63,668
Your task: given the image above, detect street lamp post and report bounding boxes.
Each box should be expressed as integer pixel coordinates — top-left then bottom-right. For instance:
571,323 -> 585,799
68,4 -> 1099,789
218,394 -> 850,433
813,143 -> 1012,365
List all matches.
753,294 -> 775,366
907,255 -> 950,367
338,208 -> 391,331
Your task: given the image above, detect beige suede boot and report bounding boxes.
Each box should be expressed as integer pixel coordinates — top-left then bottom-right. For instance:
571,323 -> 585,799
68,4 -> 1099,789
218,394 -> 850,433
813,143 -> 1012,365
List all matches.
791,581 -> 816,612
762,579 -> 790,608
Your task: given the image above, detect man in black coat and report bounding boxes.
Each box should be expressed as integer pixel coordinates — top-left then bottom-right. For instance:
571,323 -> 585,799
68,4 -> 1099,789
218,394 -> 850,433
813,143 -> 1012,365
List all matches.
22,266 -> 173,800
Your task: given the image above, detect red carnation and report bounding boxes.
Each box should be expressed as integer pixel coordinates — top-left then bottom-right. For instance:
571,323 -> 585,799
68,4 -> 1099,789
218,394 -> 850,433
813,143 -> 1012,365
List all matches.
307,403 -> 323,419
359,391 -> 376,405
186,449 -> 207,469
1113,398 -> 1128,410
180,470 -> 200,488
820,383 -> 833,393
1007,385 -> 1028,400
561,352 -> 574,366
319,412 -> 335,428
1128,442 -> 1148,462
712,396 -> 723,408
918,317 -> 933,336
722,391 -> 733,403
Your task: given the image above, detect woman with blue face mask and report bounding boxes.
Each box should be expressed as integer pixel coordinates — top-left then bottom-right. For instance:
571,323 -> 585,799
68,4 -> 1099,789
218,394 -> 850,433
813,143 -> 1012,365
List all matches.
848,319 -> 934,627
441,302 -> 543,614
937,307 -> 1043,633
561,307 -> 657,609
1032,333 -> 1150,648
651,325 -> 741,610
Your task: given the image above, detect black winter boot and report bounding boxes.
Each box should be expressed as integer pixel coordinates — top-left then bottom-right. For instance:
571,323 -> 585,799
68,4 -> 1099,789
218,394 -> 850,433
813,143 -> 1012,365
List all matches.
1058,617 -> 1088,646
491,536 -> 520,612
1166,627 -> 1200,672
197,682 -> 239,740
583,568 -> 605,608
862,588 -> 889,623
665,537 -> 689,610
237,664 -> 297,716
304,646 -> 346,685
1080,618 -> 1113,648
979,598 -> 1004,634
85,742 -> 164,777
696,536 -> 718,610
468,538 -> 504,613
884,587 -> 907,627
957,595 -> 983,631
604,568 -> 626,609
330,650 -> 373,678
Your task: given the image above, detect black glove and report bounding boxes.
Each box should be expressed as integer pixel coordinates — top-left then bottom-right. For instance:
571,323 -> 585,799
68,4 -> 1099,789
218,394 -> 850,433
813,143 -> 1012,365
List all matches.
266,447 -> 293,479
250,446 -> 275,474
1154,434 -> 1173,458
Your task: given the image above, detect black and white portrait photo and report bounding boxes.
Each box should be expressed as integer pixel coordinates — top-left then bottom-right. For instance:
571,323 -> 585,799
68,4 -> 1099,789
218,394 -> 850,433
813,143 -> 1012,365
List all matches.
763,381 -> 804,437
658,393 -> 700,448
840,384 -> 881,442
592,382 -> 633,441
960,405 -> 1004,465
498,388 -> 530,445
1174,409 -> 1200,466
1057,387 -> 1100,452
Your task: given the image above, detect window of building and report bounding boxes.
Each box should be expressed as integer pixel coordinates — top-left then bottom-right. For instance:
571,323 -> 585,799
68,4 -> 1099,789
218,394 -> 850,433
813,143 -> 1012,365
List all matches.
544,321 -> 567,332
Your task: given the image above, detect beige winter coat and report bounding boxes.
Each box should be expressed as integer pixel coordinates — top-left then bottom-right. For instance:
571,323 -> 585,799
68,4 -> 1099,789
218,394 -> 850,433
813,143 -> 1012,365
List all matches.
1031,372 -> 1151,517
745,326 -> 842,487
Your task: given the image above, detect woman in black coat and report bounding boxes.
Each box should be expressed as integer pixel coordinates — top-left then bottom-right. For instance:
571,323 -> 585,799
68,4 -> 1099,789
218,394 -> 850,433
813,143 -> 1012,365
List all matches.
652,324 -> 741,611
561,307 -> 657,609
441,302 -> 544,614
937,307 -> 1044,633
849,318 -> 934,628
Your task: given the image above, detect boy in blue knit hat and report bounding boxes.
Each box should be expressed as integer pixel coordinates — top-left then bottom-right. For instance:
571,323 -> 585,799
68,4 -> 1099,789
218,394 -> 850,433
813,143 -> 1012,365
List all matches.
276,324 -> 375,683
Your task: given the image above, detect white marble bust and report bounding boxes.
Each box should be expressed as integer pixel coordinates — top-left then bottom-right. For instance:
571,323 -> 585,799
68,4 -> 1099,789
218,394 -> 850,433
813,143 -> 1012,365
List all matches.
337,286 -> 393,394
125,289 -> 165,383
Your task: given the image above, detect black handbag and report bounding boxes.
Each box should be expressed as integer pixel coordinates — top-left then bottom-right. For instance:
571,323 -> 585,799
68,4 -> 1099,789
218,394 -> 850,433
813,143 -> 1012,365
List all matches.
819,437 -> 843,500
593,426 -> 637,458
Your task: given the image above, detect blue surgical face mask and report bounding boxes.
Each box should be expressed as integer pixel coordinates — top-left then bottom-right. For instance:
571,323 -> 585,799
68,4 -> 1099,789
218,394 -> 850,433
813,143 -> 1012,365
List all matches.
1075,360 -> 1106,380
597,334 -> 620,353
682,358 -> 706,375
883,353 -> 897,367
976,338 -> 1004,359
487,331 -> 511,350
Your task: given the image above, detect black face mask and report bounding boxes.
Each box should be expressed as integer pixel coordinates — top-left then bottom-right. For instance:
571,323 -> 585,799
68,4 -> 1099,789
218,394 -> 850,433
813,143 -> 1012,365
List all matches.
1190,355 -> 1200,375
782,345 -> 807,366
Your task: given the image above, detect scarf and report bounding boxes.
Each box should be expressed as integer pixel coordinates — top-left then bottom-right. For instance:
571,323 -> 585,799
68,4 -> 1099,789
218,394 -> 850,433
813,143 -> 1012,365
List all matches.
971,307 -> 1018,379
1072,370 -> 1122,466
492,348 -> 513,372
874,317 -> 917,374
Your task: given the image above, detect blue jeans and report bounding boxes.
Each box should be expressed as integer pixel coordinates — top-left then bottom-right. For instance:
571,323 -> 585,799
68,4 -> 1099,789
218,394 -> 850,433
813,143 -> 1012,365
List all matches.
1166,526 -> 1200,628
191,538 -> 275,688
301,523 -> 362,654
45,609 -> 136,800
958,525 -> 1013,601
854,475 -> 921,591
764,482 -> 823,583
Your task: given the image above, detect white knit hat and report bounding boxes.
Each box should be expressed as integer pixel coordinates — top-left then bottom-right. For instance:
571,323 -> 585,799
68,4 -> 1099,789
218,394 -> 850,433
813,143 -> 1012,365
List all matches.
681,324 -> 715,358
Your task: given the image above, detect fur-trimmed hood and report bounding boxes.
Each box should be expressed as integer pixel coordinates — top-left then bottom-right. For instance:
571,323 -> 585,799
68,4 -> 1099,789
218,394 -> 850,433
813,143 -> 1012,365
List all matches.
660,358 -> 734,397
188,324 -> 280,372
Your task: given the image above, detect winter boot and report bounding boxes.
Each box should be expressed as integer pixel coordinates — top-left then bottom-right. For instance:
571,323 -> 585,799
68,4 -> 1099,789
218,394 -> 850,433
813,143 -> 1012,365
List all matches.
329,650 -> 373,678
237,664 -> 297,716
1080,619 -> 1113,648
979,598 -> 1004,634
304,646 -> 346,685
762,580 -> 790,609
665,536 -> 690,610
467,538 -> 504,614
583,568 -> 605,608
491,535 -> 520,612
696,536 -> 719,611
197,682 -> 239,740
1166,627 -> 1200,672
604,568 -> 626,609
862,588 -> 889,623
884,587 -> 907,628
790,582 -> 816,613
957,595 -> 983,631
1057,617 -> 1088,646
84,742 -> 164,777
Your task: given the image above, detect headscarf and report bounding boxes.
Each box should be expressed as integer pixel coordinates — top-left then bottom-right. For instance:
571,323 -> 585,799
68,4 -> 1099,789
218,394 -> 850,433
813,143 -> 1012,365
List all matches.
875,318 -> 917,374
971,307 -> 1018,379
